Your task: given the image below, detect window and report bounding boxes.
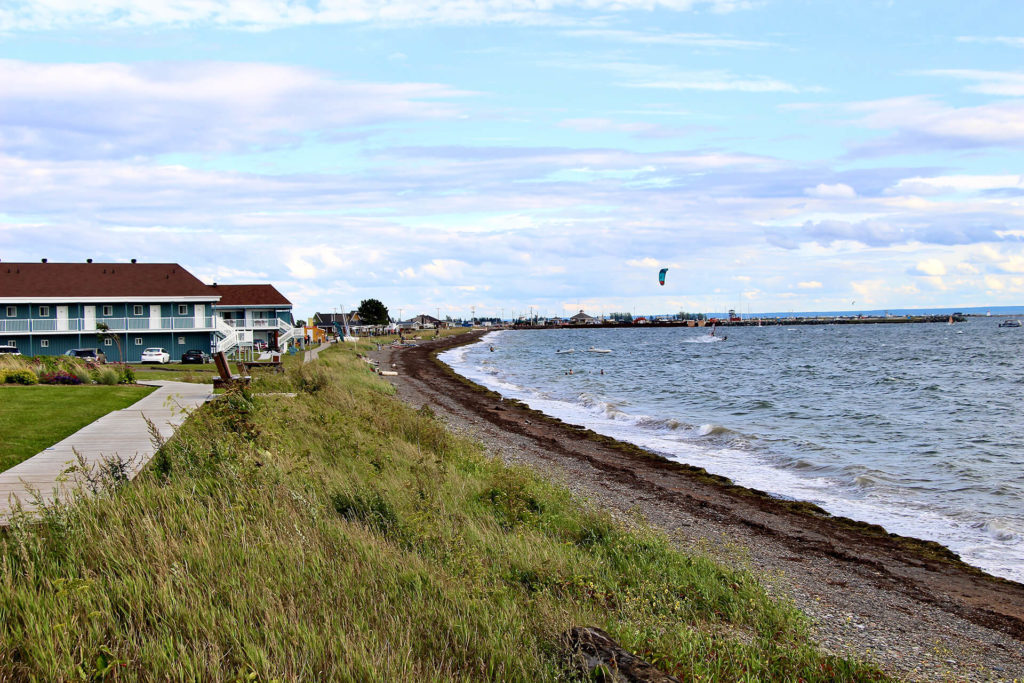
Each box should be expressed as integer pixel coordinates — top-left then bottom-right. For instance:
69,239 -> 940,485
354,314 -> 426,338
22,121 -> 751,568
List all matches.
39,339 -> 49,348
103,339 -> 113,347
5,306 -> 14,317
38,306 -> 49,317
102,305 -> 113,316
178,304 -> 188,315
133,305 -> 144,316
7,340 -> 16,347
135,337 -> 143,345
178,336 -> 186,345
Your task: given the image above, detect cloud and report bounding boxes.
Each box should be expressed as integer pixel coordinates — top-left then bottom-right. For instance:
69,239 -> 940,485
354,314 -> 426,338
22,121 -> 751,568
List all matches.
561,29 -> 772,50
558,118 -> 686,139
797,281 -> 822,289
920,69 -> 1024,97
847,96 -> 1024,154
0,0 -> 752,31
804,183 -> 856,199
626,257 -> 661,268
911,258 -> 947,276
887,174 -> 1024,196
0,59 -> 467,159
956,36 -> 1024,49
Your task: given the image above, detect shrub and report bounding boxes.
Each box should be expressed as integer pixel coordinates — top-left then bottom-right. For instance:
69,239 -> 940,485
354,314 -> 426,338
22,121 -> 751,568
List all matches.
3,369 -> 38,385
39,370 -> 84,385
70,367 -> 92,384
95,367 -> 120,385
117,364 -> 136,384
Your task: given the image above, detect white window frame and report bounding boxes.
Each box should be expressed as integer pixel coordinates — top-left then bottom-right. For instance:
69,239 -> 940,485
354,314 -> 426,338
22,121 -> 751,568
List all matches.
178,304 -> 188,315
177,336 -> 186,345
5,306 -> 14,317
135,337 -> 143,346
103,338 -> 113,347
39,339 -> 49,348
39,306 -> 49,317
102,305 -> 113,317
8,340 -> 16,347
133,305 -> 144,316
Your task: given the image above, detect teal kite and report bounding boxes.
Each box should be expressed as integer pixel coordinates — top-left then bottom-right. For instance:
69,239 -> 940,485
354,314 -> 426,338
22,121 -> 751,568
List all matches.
658,268 -> 668,286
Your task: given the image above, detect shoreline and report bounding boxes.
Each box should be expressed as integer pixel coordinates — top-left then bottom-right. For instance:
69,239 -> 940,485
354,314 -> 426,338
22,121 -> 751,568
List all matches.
375,331 -> 1024,682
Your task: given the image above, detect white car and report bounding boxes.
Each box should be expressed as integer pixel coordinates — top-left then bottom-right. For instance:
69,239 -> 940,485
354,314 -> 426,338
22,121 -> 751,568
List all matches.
140,347 -> 170,364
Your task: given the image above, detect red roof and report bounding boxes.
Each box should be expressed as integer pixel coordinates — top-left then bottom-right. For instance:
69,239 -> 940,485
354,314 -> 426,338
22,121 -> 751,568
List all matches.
210,284 -> 291,307
0,262 -> 215,298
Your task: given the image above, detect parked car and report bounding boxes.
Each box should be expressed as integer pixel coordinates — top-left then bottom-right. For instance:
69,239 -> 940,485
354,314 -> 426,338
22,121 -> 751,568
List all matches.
181,349 -> 211,364
140,347 -> 170,364
0,345 -> 21,356
65,348 -> 107,364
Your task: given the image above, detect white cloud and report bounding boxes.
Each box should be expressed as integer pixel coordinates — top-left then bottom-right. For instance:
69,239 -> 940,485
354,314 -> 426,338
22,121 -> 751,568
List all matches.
985,275 -> 1005,290
887,174 -> 1024,196
804,183 -> 856,199
921,69 -> 1024,97
0,0 -> 751,31
561,29 -> 771,49
797,281 -> 822,289
0,59 -> 467,158
626,257 -> 661,268
849,96 -> 1024,150
957,36 -> 1024,48
913,258 -> 947,276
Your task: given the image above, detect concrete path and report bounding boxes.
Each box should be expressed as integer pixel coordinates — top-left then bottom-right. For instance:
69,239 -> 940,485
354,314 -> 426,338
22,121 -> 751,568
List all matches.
0,380 -> 215,523
303,341 -> 333,363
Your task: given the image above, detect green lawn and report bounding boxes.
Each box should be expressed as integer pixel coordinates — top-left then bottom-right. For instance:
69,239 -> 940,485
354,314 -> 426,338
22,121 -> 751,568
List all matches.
0,384 -> 156,473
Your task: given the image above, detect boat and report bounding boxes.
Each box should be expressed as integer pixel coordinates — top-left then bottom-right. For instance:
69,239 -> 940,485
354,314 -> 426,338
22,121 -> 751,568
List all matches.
998,319 -> 1022,328
587,346 -> 612,354
556,348 -> 575,354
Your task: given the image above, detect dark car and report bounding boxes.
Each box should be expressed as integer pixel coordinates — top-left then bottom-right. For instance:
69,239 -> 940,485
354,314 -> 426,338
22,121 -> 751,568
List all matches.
0,345 -> 21,356
181,349 -> 211,364
65,348 -> 107,363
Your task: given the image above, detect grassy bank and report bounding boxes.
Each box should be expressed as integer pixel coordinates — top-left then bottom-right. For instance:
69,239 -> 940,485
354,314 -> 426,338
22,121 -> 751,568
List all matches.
0,346 -> 886,680
0,385 -> 156,473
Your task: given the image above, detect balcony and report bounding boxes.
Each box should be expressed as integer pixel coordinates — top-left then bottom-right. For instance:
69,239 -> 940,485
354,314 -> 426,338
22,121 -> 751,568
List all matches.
218,317 -> 291,330
0,317 -> 216,334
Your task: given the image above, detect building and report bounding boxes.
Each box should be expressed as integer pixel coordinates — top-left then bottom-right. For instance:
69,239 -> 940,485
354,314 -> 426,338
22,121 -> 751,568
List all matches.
210,284 -> 295,351
0,261 -> 295,362
569,309 -> 600,325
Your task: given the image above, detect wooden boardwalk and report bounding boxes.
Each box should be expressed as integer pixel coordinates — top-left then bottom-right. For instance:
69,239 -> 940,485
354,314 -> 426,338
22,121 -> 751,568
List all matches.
0,380 -> 215,523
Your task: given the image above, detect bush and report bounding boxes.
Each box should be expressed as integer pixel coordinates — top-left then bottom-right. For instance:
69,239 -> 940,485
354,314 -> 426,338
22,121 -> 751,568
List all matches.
38,370 -> 84,385
70,367 -> 92,384
117,364 -> 136,384
3,369 -> 38,385
95,367 -> 120,385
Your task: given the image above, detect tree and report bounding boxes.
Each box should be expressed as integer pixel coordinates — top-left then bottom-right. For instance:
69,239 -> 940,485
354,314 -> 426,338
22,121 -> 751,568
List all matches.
357,299 -> 390,326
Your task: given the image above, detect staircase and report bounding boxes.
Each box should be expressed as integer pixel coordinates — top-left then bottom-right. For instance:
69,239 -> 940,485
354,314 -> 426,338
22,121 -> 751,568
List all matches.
276,318 -> 297,351
214,317 -> 242,354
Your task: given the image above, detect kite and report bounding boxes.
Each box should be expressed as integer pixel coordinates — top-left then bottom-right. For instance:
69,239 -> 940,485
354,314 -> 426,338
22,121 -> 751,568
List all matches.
658,268 -> 668,286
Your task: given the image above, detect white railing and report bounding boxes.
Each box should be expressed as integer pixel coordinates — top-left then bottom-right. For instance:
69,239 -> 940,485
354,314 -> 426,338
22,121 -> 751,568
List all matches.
0,317 -> 216,333
217,317 -> 286,329
214,316 -> 239,354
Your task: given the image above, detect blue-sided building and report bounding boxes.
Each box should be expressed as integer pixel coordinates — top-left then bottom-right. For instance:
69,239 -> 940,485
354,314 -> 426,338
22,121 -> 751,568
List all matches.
0,260 -> 295,362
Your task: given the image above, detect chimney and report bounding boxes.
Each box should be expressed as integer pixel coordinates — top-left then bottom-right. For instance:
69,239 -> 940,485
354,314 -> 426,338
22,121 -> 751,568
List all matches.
87,258 -> 93,263
41,258 -> 47,263
131,258 -> 137,263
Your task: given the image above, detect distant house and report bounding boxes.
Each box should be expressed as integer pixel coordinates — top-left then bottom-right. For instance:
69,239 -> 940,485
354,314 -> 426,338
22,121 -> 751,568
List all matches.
404,314 -> 443,330
0,261 -> 295,361
569,309 -> 599,325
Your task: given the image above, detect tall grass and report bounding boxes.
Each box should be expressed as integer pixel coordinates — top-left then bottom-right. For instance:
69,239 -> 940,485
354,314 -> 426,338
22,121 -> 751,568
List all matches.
0,346 -> 887,681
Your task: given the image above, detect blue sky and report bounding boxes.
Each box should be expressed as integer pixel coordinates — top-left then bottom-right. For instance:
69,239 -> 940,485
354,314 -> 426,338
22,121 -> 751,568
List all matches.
3,0 -> 1024,319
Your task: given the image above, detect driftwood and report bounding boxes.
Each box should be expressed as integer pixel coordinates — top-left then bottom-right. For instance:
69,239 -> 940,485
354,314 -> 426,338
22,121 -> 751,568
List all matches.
561,627 -> 679,683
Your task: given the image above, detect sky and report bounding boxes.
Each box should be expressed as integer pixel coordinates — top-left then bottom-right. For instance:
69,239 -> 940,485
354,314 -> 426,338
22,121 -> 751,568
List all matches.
2,0 -> 1024,320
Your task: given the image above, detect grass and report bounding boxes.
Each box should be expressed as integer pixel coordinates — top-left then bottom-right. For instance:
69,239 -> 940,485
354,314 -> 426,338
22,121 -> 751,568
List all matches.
0,385 -> 156,473
0,345 -> 888,681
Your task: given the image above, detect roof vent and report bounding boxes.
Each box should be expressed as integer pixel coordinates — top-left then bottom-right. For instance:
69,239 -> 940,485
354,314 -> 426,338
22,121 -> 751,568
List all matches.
41,258 -> 47,263
131,258 -> 137,263
87,258 -> 93,263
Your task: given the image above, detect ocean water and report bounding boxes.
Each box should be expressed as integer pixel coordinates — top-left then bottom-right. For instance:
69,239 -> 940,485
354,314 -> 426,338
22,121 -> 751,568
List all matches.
440,319 -> 1024,583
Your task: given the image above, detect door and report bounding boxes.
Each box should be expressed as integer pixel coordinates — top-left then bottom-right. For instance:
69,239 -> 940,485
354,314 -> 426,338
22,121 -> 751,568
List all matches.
56,305 -> 69,331
194,304 -> 205,329
150,304 -> 162,330
83,306 -> 95,330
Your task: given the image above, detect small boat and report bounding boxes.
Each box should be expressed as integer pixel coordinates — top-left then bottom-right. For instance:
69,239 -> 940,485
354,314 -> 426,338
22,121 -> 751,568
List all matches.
556,348 -> 575,354
998,319 -> 1022,328
587,346 -> 612,354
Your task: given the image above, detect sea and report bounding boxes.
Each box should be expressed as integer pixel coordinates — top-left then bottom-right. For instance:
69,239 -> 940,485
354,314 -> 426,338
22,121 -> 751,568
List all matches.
440,318 -> 1024,583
